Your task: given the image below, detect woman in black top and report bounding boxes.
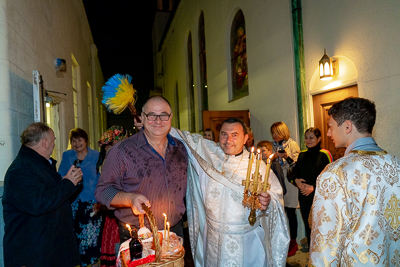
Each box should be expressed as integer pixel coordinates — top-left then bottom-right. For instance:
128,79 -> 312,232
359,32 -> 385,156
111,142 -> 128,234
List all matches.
292,127 -> 333,248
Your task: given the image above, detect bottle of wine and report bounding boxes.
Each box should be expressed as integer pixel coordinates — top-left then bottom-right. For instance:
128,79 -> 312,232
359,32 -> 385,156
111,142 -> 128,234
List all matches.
129,228 -> 143,260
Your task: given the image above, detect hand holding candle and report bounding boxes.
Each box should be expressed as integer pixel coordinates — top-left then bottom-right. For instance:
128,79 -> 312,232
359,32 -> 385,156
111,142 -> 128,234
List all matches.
262,154 -> 274,192
245,147 -> 255,191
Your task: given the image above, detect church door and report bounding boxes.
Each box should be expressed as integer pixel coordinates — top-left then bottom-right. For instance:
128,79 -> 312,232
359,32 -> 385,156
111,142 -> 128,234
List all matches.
313,85 -> 358,160
202,110 -> 250,143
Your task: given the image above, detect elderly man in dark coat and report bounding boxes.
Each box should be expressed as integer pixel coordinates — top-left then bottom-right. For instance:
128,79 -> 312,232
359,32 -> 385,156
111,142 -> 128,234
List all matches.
3,122 -> 83,267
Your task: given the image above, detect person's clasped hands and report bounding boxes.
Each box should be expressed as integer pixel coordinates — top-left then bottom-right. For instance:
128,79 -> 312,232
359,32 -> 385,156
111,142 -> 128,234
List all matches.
295,178 -> 313,196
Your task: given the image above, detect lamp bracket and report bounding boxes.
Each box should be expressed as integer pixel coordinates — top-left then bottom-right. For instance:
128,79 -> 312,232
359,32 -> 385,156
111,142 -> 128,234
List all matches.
45,90 -> 67,96
331,58 -> 339,75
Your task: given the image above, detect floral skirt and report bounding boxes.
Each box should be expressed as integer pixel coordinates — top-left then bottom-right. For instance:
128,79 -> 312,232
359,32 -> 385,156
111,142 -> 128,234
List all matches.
72,199 -> 102,267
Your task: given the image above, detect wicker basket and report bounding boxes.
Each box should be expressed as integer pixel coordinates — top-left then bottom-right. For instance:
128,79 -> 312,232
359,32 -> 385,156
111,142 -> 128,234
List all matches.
120,204 -> 185,267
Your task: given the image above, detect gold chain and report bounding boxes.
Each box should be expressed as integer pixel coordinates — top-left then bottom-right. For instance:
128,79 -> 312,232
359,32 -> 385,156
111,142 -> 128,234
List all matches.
221,152 -> 244,179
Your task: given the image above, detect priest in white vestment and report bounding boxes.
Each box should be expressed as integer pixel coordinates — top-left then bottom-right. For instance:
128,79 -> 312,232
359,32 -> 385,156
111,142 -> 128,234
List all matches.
310,97 -> 400,266
170,118 -> 289,267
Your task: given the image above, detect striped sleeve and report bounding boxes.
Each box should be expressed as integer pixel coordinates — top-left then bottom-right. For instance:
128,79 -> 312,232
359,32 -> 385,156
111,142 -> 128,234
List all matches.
320,148 -> 333,163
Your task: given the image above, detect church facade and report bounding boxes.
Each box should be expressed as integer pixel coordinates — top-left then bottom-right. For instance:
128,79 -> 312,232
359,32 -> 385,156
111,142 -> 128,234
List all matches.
153,0 -> 400,157
0,0 -> 106,179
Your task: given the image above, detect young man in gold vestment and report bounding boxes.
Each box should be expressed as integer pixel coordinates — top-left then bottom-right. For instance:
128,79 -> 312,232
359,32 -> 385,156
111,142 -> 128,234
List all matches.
310,97 -> 400,266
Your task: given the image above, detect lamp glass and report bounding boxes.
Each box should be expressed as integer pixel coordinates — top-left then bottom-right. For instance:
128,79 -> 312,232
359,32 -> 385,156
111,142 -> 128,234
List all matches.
324,62 -> 331,75
320,63 -> 324,77
319,49 -> 333,80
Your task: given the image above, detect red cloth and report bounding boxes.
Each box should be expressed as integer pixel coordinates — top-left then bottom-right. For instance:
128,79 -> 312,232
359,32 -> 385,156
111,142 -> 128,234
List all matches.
100,214 -> 120,267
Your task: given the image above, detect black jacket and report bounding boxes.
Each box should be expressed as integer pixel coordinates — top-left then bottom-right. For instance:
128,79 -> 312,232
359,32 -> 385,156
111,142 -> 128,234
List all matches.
291,143 -> 332,204
2,146 -> 80,267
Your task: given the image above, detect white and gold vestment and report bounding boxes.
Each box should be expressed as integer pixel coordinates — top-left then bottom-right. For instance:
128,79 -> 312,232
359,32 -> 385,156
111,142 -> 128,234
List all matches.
171,128 -> 289,267
310,150 -> 400,266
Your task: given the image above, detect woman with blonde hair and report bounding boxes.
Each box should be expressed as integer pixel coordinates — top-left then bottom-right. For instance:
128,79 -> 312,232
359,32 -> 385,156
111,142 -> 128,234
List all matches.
270,121 -> 300,256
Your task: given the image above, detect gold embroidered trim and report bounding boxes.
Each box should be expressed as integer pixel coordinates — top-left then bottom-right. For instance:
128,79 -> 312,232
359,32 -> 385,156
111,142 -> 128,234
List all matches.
351,150 -> 387,156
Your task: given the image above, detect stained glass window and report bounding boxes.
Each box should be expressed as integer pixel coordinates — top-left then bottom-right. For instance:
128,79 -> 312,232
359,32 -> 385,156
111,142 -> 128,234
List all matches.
230,10 -> 249,100
187,32 -> 196,132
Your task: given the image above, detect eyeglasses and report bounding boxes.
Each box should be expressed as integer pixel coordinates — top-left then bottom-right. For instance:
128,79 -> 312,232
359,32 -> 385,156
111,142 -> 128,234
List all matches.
142,112 -> 171,121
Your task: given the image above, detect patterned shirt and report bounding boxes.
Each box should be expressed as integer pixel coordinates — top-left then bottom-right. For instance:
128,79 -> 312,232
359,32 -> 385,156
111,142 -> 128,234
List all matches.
95,130 -> 188,230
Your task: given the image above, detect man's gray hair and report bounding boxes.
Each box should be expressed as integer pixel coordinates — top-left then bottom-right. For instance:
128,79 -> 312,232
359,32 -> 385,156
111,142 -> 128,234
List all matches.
20,122 -> 51,146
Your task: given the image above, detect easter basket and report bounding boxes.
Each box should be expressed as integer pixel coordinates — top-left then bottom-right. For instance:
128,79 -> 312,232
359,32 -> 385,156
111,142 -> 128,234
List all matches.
120,204 -> 185,267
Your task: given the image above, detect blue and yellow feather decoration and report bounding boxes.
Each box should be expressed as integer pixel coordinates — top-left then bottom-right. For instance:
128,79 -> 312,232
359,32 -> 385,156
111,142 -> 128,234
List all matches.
102,74 -> 141,122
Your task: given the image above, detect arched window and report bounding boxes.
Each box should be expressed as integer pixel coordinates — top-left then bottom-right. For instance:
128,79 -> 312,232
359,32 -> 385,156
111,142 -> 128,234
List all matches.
198,11 -> 208,113
230,10 -> 248,100
187,32 -> 196,132
174,81 -> 180,128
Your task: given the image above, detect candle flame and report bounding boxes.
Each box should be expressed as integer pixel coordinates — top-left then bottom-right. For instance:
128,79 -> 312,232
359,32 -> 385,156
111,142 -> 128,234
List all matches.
167,222 -> 170,226
251,147 -> 254,153
163,213 -> 167,218
269,154 -> 274,159
126,224 -> 131,231
257,149 -> 261,160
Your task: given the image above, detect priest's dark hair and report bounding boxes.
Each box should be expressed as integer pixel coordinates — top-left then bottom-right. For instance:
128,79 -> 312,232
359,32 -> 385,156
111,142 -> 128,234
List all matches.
220,117 -> 249,135
328,97 -> 376,134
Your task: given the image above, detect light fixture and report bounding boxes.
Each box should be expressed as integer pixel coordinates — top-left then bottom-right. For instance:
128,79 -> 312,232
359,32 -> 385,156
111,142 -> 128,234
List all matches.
319,49 -> 338,80
44,96 -> 53,107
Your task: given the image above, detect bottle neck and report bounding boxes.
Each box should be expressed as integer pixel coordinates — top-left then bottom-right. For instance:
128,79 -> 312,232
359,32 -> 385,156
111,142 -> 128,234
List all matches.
132,229 -> 139,239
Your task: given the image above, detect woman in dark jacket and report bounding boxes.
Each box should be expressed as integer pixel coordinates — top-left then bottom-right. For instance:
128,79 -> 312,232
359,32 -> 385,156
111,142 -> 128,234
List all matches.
292,127 -> 333,248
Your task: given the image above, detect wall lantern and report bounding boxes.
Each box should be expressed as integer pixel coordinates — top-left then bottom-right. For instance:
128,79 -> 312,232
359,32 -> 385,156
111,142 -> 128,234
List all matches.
44,90 -> 66,107
319,49 -> 338,80
44,95 -> 53,108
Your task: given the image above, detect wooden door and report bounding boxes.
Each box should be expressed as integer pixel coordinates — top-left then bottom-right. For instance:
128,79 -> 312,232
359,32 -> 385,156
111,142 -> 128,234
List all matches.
313,86 -> 358,160
203,110 -> 250,143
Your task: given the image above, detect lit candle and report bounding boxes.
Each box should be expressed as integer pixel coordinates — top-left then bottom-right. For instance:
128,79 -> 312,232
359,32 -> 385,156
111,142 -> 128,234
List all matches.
245,147 -> 255,191
126,224 -> 132,238
252,149 -> 261,192
163,213 -> 167,238
167,222 -> 170,248
262,154 -> 274,192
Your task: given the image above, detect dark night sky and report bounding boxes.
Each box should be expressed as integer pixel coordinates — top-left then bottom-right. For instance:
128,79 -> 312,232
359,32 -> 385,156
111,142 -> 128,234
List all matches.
83,1 -> 157,132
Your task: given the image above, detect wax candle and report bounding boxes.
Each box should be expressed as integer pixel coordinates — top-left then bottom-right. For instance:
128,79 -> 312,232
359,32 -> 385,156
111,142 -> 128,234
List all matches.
126,224 -> 132,238
245,147 -> 255,191
167,222 -> 170,247
163,213 -> 167,238
252,149 -> 261,192
262,154 -> 274,192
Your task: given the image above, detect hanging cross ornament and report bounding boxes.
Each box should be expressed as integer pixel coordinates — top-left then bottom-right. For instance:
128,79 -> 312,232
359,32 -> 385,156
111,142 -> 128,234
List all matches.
242,149 -> 273,225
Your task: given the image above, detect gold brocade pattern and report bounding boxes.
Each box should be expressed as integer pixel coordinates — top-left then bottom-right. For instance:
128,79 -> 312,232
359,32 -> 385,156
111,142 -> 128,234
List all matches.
310,151 -> 400,266
384,194 -> 400,229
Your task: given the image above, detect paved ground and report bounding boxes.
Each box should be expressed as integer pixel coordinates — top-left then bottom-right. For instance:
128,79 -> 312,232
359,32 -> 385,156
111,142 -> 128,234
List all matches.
286,239 -> 310,267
